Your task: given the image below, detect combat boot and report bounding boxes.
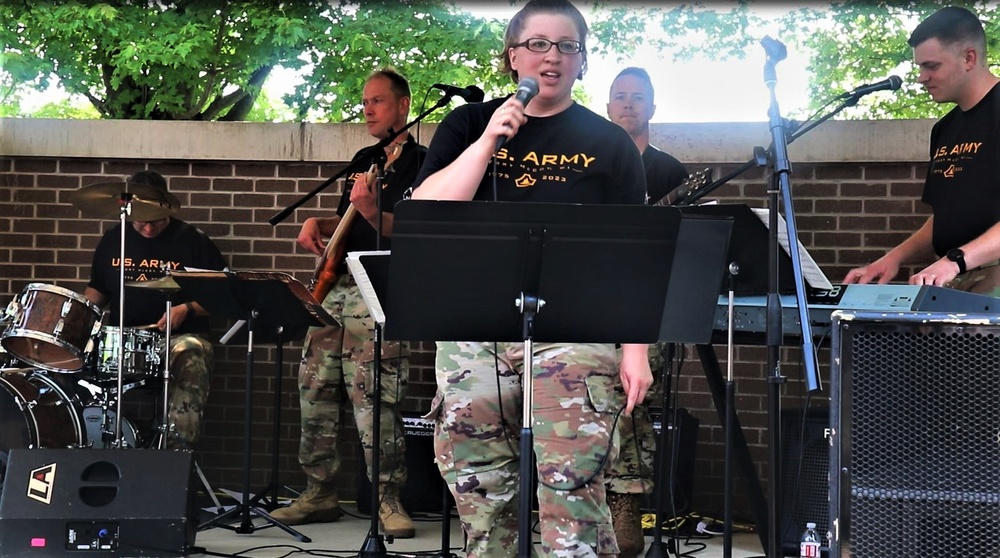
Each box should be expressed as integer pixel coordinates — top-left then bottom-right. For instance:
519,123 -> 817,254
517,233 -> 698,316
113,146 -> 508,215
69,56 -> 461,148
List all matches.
269,478 -> 343,525
378,484 -> 415,539
608,490 -> 644,558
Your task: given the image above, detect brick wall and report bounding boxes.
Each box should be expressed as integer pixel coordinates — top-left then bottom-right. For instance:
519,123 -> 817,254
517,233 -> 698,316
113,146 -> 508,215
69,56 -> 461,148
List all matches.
0,119 -> 933,529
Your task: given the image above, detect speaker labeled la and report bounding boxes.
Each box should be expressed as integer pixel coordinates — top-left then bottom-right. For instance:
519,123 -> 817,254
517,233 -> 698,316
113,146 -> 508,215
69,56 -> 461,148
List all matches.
0,448 -> 197,557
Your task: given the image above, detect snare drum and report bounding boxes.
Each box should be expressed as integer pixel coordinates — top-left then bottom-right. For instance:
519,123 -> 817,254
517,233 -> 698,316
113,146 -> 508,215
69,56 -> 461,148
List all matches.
0,370 -> 86,450
95,326 -> 166,379
1,284 -> 102,372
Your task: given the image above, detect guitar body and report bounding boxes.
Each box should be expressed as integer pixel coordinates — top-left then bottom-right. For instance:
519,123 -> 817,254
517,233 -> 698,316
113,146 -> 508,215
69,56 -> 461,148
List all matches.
309,142 -> 404,302
311,241 -> 349,301
310,205 -> 358,301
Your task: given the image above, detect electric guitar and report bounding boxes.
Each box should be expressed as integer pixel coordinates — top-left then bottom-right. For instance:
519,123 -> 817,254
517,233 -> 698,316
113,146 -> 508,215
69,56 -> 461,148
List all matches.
653,168 -> 712,207
310,143 -> 403,301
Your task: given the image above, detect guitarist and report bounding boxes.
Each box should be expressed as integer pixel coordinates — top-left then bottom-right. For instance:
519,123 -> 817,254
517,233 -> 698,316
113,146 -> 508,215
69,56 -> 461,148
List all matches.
604,66 -> 689,558
272,68 -> 426,539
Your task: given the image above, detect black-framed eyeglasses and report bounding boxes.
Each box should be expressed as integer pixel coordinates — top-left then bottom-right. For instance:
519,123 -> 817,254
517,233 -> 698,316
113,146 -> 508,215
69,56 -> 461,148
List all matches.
512,38 -> 584,55
133,217 -> 169,227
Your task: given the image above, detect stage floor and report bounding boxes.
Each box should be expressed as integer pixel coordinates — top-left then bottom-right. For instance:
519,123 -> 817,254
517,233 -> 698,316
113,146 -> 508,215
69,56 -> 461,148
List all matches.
191,500 -> 765,558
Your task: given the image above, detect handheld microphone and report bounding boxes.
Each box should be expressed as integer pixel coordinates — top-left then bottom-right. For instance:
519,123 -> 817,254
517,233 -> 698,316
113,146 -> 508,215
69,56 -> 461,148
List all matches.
432,83 -> 485,103
842,75 -> 903,99
494,77 -> 539,153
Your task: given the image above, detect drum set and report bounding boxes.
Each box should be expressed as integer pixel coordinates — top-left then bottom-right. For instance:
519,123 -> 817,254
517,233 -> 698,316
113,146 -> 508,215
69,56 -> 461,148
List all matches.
2,179 -> 183,461
0,282 -> 170,455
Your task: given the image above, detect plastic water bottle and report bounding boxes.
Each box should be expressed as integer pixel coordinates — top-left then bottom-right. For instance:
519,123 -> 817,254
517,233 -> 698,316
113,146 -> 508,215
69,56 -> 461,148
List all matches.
799,521 -> 821,558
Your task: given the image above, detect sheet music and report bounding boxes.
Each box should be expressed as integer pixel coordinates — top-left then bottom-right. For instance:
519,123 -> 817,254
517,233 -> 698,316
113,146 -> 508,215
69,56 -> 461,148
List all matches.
346,250 -> 388,326
750,208 -> 834,290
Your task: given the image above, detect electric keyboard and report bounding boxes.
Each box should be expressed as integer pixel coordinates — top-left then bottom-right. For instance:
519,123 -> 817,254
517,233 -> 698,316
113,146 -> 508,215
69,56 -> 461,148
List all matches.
713,284 -> 1000,339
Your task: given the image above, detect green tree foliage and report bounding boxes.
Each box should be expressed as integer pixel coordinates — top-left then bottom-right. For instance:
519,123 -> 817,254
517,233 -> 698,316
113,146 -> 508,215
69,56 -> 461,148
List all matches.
5,1 -> 1000,122
288,1 -> 510,122
1,0 -> 327,120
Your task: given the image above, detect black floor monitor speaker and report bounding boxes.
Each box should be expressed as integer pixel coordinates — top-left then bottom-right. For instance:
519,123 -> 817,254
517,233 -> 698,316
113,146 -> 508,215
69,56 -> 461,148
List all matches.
779,406 -> 830,557
357,415 -> 453,515
830,311 -> 1000,557
0,448 -> 197,557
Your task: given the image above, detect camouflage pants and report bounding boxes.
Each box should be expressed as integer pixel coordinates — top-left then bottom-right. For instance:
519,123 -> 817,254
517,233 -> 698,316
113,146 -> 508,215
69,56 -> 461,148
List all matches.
296,273 -> 409,487
166,333 -> 213,449
605,343 -> 665,495
430,341 -> 622,557
949,262 -> 1000,296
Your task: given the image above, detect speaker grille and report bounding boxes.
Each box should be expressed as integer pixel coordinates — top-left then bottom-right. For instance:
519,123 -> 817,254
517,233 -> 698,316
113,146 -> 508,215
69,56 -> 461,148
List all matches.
780,407 -> 829,554
833,313 -> 1000,557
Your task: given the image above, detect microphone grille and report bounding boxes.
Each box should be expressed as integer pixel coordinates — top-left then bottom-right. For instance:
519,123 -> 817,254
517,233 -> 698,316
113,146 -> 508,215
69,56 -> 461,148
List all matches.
888,75 -> 903,90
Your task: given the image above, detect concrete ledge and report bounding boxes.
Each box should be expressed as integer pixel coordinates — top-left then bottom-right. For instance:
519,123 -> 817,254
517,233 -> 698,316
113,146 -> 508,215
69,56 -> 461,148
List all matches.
1,117 -> 936,163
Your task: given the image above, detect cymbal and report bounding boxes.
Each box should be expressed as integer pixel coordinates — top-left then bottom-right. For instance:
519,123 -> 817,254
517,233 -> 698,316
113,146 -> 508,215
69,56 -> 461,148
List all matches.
68,181 -> 181,222
125,275 -> 181,292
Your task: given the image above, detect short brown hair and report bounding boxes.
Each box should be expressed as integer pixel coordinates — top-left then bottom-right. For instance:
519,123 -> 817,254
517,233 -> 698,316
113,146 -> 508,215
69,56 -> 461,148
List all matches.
368,67 -> 412,100
498,0 -> 589,83
908,6 -> 986,59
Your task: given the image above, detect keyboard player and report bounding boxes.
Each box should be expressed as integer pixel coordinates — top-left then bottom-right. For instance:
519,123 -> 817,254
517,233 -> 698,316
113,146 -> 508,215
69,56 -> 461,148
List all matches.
844,7 -> 1000,297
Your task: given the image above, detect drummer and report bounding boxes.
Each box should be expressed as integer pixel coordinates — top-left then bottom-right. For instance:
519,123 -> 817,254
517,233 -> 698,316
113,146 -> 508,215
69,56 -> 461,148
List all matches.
82,170 -> 227,450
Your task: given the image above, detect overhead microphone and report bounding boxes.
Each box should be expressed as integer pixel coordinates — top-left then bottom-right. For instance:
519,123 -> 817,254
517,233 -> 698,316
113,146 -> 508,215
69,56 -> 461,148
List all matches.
494,77 -> 539,153
431,83 -> 485,103
842,75 -> 903,99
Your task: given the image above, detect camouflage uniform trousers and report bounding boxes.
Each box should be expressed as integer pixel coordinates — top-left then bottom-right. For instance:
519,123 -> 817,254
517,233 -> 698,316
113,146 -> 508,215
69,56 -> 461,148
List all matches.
166,333 -> 213,449
949,262 -> 1000,296
296,273 -> 409,487
430,341 -> 623,557
605,343 -> 666,495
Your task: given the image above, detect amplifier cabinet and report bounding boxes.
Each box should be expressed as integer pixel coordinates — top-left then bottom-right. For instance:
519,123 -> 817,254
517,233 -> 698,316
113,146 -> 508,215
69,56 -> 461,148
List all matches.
829,311 -> 1000,557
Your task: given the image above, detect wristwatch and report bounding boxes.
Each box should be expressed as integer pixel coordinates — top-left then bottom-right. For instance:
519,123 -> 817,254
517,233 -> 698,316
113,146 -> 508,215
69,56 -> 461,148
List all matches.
947,248 -> 967,274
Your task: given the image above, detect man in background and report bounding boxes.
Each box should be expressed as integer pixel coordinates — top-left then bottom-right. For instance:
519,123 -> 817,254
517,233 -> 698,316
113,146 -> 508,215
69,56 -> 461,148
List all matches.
271,68 -> 425,539
605,66 -> 689,558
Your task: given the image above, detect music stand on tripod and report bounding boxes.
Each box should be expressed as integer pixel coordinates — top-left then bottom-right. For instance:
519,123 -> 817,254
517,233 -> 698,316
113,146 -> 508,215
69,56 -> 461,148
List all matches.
383,200 -> 688,557
169,270 -> 336,543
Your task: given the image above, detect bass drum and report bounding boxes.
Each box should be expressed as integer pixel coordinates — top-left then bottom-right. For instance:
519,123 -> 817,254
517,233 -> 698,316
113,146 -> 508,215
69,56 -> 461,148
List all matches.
0,370 -> 86,450
82,406 -> 143,449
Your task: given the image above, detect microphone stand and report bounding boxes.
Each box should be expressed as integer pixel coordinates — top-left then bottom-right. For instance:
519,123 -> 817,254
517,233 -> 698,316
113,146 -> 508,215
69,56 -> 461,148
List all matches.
761,36 -> 819,558
672,35 -> 876,557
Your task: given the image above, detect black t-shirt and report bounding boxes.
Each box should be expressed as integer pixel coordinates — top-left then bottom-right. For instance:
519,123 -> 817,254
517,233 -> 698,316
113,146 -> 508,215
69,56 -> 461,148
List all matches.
923,82 -> 1000,256
413,98 -> 646,204
87,219 -> 227,332
643,145 -> 688,205
338,136 -> 426,252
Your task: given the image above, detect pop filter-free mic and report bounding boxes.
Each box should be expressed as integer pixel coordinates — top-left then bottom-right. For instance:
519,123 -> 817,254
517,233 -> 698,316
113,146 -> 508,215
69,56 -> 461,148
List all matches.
494,77 -> 539,153
432,83 -> 485,103
841,75 -> 903,99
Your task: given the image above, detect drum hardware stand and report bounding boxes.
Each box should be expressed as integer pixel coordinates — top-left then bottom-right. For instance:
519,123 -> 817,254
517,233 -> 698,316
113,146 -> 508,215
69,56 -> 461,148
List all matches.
112,193 -> 132,449
156,300 -> 174,450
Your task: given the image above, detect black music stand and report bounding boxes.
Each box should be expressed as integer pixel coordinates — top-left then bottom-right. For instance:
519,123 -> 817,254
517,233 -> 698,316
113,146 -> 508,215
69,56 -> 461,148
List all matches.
219,314 -> 311,513
168,270 -> 336,543
646,213 -> 734,558
385,200 -> 683,557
